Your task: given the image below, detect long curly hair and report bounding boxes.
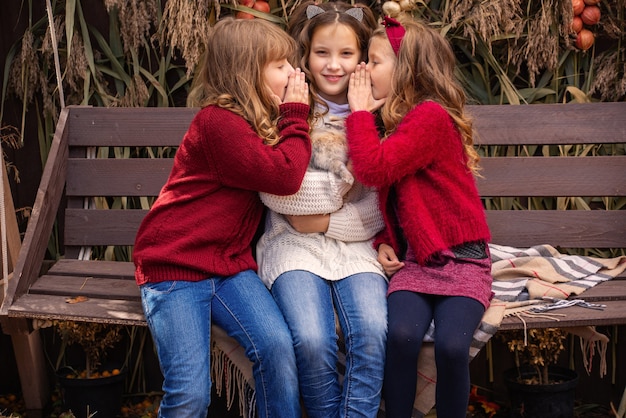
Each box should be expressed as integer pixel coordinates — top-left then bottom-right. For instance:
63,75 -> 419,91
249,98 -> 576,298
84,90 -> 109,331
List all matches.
376,17 -> 481,173
187,18 -> 298,146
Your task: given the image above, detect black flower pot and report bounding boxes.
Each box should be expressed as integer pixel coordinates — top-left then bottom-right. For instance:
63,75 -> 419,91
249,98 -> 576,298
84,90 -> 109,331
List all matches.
57,367 -> 127,418
503,365 -> 578,418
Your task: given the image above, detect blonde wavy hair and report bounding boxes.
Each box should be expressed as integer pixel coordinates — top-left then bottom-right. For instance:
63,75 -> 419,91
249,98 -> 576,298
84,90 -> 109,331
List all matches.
376,17 -> 480,173
187,18 -> 298,146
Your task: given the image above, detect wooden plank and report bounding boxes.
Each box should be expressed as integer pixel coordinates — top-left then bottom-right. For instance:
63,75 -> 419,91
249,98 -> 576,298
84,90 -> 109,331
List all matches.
469,102 -> 626,145
499,300 -> 626,330
570,278 -> 626,301
8,293 -> 146,326
47,260 -> 135,279
477,156 -> 626,197
67,106 -> 198,147
0,108 -> 70,316
64,209 -> 147,246
30,275 -> 140,300
66,159 -> 172,197
486,211 -> 626,249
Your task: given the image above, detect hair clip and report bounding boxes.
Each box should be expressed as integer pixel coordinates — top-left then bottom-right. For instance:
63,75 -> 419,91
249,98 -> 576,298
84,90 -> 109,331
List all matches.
306,4 -> 363,22
345,7 -> 363,22
306,5 -> 325,19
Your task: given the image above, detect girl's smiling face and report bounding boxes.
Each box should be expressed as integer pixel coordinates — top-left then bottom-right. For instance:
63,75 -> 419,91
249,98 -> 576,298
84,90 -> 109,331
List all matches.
367,36 -> 396,100
308,23 -> 360,104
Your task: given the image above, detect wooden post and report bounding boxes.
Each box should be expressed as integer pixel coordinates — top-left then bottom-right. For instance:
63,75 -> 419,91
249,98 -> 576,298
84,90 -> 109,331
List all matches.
0,163 -> 49,411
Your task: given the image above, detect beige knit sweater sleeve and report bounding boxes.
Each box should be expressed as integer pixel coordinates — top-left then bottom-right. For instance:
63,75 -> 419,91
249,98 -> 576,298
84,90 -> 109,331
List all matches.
259,167 -> 352,216
326,183 -> 385,243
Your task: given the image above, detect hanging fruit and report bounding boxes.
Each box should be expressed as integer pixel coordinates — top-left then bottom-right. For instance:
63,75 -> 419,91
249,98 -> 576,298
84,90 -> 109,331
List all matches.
253,0 -> 270,13
575,28 -> 595,51
580,5 -> 601,25
235,0 -> 270,18
572,0 -> 585,15
571,16 -> 583,32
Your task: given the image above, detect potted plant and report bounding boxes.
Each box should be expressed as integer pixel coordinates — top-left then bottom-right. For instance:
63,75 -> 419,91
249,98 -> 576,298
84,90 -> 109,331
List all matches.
498,328 -> 578,418
53,320 -> 127,418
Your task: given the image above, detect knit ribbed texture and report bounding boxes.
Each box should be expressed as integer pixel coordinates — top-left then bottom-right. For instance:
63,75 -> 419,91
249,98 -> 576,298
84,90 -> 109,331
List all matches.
260,170 -> 352,215
257,181 -> 385,288
134,103 -> 311,285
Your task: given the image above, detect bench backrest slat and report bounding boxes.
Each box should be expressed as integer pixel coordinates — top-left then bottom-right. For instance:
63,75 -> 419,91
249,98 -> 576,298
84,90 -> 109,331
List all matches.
67,159 -> 172,197
58,104 -> 626,258
478,156 -> 626,197
68,106 -> 197,147
471,102 -> 626,145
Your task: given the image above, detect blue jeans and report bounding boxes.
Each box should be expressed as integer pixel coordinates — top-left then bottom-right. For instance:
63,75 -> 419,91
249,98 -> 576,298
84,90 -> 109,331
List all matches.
271,270 -> 388,418
140,270 -> 301,418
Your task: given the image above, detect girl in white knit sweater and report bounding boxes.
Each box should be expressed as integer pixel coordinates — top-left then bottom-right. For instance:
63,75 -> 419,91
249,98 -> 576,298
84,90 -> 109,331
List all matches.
256,2 -> 387,418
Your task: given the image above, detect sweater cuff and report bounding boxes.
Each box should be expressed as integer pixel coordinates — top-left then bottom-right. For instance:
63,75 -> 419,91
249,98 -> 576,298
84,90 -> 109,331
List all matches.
279,102 -> 310,120
326,211 -> 349,240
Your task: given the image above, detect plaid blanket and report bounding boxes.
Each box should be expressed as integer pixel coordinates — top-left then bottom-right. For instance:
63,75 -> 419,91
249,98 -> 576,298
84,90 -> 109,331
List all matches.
210,244 -> 626,417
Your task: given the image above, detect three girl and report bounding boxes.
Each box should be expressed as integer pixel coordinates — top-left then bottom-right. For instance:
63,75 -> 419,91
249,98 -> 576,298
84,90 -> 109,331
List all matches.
256,2 -> 387,417
346,16 -> 493,418
133,18 -> 311,418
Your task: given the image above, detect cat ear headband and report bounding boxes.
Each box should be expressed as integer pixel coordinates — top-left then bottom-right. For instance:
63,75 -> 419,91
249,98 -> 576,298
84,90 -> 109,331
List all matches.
383,16 -> 405,56
306,4 -> 364,22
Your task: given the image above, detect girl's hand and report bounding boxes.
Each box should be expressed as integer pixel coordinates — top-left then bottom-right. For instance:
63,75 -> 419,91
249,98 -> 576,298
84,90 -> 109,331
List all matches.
285,214 -> 330,233
280,68 -> 309,105
377,243 -> 405,276
348,63 -> 385,113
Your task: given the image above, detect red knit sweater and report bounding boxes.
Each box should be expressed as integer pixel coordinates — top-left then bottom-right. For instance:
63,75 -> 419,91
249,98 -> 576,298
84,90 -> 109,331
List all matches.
345,101 -> 490,264
134,103 -> 311,285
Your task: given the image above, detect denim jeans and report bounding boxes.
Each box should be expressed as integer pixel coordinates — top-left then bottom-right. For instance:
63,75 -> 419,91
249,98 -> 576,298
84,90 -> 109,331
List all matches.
271,270 -> 388,418
140,269 -> 301,418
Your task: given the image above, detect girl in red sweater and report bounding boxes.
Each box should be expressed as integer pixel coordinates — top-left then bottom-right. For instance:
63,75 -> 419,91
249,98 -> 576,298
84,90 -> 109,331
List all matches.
346,16 -> 492,418
133,18 -> 311,418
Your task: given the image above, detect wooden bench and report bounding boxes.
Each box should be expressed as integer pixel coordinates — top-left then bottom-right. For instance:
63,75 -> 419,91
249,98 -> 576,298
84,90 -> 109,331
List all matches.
1,102 -> 625,415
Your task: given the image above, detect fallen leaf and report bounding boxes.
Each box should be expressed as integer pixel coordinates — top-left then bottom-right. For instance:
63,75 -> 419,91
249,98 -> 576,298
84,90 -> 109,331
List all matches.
65,296 -> 89,304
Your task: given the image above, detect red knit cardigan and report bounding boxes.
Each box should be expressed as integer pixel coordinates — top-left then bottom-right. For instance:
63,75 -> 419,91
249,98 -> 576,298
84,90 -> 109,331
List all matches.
345,101 -> 490,264
134,103 -> 311,285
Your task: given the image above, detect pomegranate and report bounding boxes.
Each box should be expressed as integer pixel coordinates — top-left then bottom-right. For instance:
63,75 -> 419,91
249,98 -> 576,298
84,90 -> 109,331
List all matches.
572,0 -> 585,15
575,28 -> 594,51
252,0 -> 270,13
571,16 -> 583,32
580,5 -> 601,25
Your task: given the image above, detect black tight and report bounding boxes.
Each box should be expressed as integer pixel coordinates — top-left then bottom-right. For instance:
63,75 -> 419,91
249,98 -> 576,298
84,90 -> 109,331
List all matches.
383,291 -> 485,418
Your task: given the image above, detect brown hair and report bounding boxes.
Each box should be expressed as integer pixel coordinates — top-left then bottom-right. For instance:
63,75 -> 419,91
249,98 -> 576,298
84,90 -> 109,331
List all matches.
187,18 -> 298,145
287,1 -> 377,115
376,17 -> 480,173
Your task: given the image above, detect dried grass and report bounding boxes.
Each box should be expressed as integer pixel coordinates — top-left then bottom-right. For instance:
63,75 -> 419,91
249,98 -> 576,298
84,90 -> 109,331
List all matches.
159,0 -> 213,75
8,30 -> 40,106
591,49 -> 626,101
104,0 -> 159,55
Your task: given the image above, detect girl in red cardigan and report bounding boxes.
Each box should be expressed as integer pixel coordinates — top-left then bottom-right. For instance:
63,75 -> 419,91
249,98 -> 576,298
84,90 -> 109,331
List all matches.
133,18 -> 311,418
346,16 -> 492,418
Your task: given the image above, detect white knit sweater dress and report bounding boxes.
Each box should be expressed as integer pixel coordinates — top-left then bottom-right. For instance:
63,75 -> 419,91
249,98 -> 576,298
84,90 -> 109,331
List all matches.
257,103 -> 386,289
